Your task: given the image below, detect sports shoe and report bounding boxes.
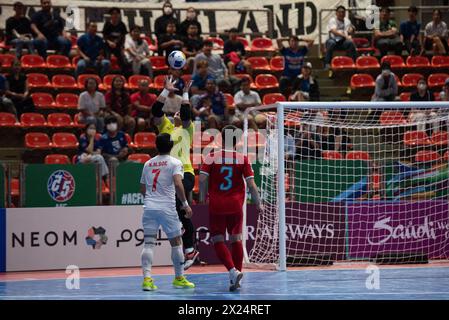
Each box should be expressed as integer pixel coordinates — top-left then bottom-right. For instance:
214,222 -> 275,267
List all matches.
142,277 -> 158,291
183,249 -> 199,270
173,276 -> 195,289
229,270 -> 243,292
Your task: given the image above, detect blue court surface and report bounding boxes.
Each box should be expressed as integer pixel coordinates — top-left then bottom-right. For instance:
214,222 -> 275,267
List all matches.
1,266 -> 449,300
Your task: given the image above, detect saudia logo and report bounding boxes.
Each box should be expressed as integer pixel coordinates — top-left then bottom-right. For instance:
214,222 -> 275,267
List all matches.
367,216 -> 437,245
47,170 -> 76,202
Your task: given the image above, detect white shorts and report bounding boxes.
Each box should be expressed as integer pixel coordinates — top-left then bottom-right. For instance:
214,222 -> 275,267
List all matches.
142,209 -> 183,239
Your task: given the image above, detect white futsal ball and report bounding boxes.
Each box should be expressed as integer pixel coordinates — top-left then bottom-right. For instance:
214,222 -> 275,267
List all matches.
167,50 -> 186,69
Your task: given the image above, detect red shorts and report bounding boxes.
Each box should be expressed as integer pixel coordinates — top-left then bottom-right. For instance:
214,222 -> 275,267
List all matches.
209,212 -> 243,237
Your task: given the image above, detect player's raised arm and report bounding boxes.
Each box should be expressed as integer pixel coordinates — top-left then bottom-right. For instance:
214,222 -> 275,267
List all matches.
152,75 -> 178,126
180,80 -> 193,129
173,174 -> 193,218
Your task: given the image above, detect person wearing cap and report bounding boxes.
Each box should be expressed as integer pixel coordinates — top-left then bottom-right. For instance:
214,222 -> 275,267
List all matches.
324,5 -> 356,70
399,6 -> 422,56
372,61 -> 398,102
374,7 -> 403,57
5,2 -> 35,58
290,62 -> 320,101
276,35 -> 314,98
223,28 -> 252,76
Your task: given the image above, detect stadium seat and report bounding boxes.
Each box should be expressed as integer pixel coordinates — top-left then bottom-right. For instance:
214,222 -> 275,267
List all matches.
44,154 -> 70,164
380,111 -> 406,125
110,56 -> 120,71
346,150 -> 371,160
52,132 -> 79,149
350,74 -> 375,89
381,55 -> 405,69
152,75 -> 166,90
52,74 -> 78,90
20,54 -> 46,69
406,56 -> 430,68
55,93 -> 78,109
394,74 -> 402,87
415,150 -> 441,163
434,92 -> 441,101
431,131 -> 449,146
232,73 -> 257,89
322,151 -> 343,160
427,73 -> 449,89
355,56 -> 380,70
181,74 -> 192,84
431,55 -> 449,68
72,113 -> 86,128
352,37 -> 375,53
46,55 -> 72,69
128,153 -> 151,163
10,178 -> 19,198
103,74 -> 128,90
250,37 -> 275,52
247,57 -> 271,71
263,93 -> 286,105
72,55 -> 81,68
134,132 -> 157,149
399,92 -> 411,101
149,56 -> 169,71
401,73 -> 424,88
0,54 -> 15,68
70,35 -> 78,50
255,74 -> 279,90
20,113 -> 47,127
224,93 -> 234,107
124,133 -> 135,149
77,74 -> 103,90
403,130 -> 432,146
206,37 -> 224,50
236,37 -> 250,51
128,75 -> 152,90
47,113 -> 73,128
331,56 -> 355,70
142,36 -> 158,52
27,73 -> 51,89
25,132 -> 51,149
270,56 -> 284,72
0,112 -> 19,127
31,92 -> 55,108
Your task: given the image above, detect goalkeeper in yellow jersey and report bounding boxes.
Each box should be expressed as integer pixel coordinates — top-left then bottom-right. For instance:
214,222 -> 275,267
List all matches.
151,76 -> 199,270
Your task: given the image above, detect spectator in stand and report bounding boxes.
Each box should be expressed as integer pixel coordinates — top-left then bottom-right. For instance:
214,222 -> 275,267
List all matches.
374,7 -> 403,56
77,123 -> 109,183
5,2 -> 35,58
75,22 -> 110,78
439,78 -> 449,101
190,60 -> 213,108
424,9 -> 449,55
159,21 -> 184,57
78,77 -> 106,132
233,77 -> 261,130
277,35 -> 314,98
223,28 -> 252,76
5,61 -> 34,117
0,74 -> 17,119
31,0 -> 71,58
154,1 -> 179,53
130,79 -> 157,132
323,5 -> 356,70
410,78 -> 434,102
290,62 -> 320,101
182,23 -> 203,74
196,78 -> 229,129
102,7 -> 128,72
296,120 -> 322,160
400,6 -> 422,56
179,7 -> 202,38
409,78 -> 437,134
372,62 -> 398,102
124,26 -> 153,78
105,76 -> 136,135
99,115 -> 129,164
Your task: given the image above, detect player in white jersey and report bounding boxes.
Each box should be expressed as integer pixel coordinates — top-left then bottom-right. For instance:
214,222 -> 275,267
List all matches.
140,133 -> 195,291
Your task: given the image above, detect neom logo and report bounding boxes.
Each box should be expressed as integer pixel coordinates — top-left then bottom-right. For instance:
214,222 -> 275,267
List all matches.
86,226 -> 108,250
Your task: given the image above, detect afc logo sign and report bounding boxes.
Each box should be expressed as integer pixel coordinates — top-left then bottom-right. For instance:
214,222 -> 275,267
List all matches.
47,170 -> 76,203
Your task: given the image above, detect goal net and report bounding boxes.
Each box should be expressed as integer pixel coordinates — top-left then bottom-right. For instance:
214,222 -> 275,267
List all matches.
243,101 -> 449,271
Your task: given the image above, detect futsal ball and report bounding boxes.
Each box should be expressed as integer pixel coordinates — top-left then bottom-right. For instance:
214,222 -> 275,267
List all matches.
168,50 -> 186,69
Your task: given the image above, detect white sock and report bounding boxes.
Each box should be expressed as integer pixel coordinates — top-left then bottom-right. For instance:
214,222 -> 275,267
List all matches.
141,245 -> 154,279
185,247 -> 194,255
172,245 -> 185,278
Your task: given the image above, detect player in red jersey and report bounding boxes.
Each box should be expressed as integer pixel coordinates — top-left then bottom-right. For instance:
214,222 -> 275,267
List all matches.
199,125 -> 262,291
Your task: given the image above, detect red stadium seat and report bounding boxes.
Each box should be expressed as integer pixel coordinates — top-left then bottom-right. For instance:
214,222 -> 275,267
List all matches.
152,75 -> 166,90
46,55 -> 72,69
128,153 -> 151,163
403,131 -> 432,146
70,35 -> 78,49
72,113 -> 86,128
223,93 -> 234,107
142,36 -> 158,52
394,74 -> 402,87
270,56 -> 284,72
128,75 -> 152,90
25,132 -> 51,149
263,93 -> 286,105
55,93 -> 78,109
247,57 -> 271,71
381,55 -> 405,69
52,74 -> 78,89
0,112 -> 19,127
322,151 -> 343,160
0,54 -> 15,68
431,131 -> 449,146
251,37 -> 275,52
27,73 -> 51,89
352,37 -> 375,53
47,113 -> 73,128
255,74 -> 279,90
431,55 -> 449,68
52,132 -> 79,149
427,73 -> 449,89
20,113 -> 47,127
356,56 -> 380,70
346,151 -> 371,161
380,111 -> 406,125
406,56 -> 430,68
350,74 -> 375,89
31,92 -> 55,109
10,178 -> 19,197
434,92 -> 441,101
415,150 -> 441,163
21,54 -> 46,69
72,55 -> 81,68
77,74 -> 103,90
401,73 -> 424,88
103,74 -> 128,90
44,154 -> 70,164
236,37 -> 251,51
206,37 -> 224,50
331,56 -> 355,70
399,92 -> 411,101
125,133 -> 135,149
134,132 -> 157,149
149,56 -> 169,71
